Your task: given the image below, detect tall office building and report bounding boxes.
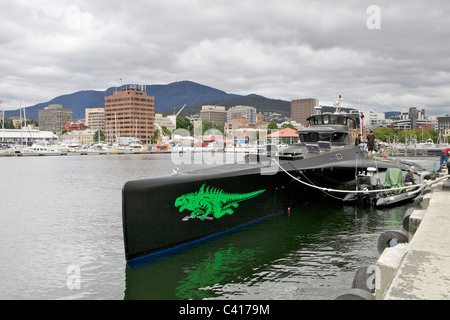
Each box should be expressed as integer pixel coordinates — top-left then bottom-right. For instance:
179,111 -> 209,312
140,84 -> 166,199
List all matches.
104,87 -> 155,143
85,107 -> 105,131
38,104 -> 73,133
291,98 -> 319,127
200,105 -> 227,124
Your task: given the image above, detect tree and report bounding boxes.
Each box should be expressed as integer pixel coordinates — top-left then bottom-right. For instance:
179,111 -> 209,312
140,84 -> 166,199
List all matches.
202,121 -> 214,134
214,123 -> 224,134
93,130 -> 105,142
281,123 -> 296,130
1,118 -> 15,129
267,121 -> 278,132
161,126 -> 171,136
373,127 -> 394,142
176,117 -> 191,130
176,117 -> 193,135
152,129 -> 160,144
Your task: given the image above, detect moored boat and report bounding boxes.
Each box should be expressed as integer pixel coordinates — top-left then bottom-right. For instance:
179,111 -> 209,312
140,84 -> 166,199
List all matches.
122,99 -> 431,265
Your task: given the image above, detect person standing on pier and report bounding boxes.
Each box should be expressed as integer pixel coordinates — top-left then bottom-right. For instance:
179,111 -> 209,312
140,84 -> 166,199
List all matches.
355,134 -> 362,146
366,131 -> 376,156
440,147 -> 450,167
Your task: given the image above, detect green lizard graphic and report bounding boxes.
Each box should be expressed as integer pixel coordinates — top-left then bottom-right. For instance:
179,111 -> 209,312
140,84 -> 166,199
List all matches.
174,184 -> 266,221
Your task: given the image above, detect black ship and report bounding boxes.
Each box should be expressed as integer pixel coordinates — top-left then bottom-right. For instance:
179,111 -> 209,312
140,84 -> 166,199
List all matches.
122,107 -> 424,265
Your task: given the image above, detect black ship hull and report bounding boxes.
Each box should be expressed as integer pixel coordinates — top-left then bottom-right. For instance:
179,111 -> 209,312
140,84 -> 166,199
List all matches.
122,146 -> 411,265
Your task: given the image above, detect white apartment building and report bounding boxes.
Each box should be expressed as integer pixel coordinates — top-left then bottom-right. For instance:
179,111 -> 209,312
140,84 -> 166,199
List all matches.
154,114 -> 176,132
227,105 -> 257,124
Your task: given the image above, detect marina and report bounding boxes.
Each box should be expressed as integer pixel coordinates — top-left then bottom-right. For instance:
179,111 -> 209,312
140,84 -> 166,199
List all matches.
2,103 -> 449,301
1,0 -> 449,304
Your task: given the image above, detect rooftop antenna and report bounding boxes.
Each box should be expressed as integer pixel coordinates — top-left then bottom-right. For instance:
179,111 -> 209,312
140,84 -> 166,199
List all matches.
333,95 -> 342,113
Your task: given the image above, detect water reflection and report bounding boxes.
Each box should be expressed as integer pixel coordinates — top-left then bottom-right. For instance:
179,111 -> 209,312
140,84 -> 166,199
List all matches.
124,201 -> 406,300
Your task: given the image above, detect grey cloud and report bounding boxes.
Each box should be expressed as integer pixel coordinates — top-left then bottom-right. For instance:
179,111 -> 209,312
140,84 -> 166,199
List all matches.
0,0 -> 449,116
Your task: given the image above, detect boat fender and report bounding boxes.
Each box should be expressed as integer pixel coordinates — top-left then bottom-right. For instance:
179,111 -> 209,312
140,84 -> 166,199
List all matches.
412,195 -> 424,208
351,265 -> 376,293
419,171 -> 433,182
343,193 -> 358,202
402,208 -> 416,232
366,167 -> 376,176
377,230 -> 408,254
358,184 -> 370,192
335,288 -> 375,300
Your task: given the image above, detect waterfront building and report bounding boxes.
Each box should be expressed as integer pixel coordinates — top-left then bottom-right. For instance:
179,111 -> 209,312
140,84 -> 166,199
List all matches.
61,130 -> 96,145
0,129 -> 57,145
85,108 -> 105,131
227,105 -> 257,124
104,87 -> 155,143
200,105 -> 227,124
265,128 -> 299,145
291,98 -> 319,127
38,104 -> 73,133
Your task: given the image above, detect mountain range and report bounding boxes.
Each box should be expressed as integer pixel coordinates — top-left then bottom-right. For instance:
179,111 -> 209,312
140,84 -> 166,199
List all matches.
5,80 -> 291,121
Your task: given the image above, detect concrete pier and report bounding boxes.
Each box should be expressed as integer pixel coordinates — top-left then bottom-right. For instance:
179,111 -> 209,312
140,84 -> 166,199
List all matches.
376,168 -> 450,300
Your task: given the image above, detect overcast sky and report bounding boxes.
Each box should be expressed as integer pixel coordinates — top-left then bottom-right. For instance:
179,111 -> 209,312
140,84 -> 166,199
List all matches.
1,0 -> 449,115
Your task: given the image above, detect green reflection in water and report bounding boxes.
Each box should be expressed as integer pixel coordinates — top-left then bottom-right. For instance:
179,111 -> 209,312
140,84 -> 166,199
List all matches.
175,246 -> 261,299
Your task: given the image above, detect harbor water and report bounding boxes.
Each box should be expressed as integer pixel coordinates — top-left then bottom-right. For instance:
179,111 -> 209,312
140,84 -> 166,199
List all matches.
0,153 -> 438,300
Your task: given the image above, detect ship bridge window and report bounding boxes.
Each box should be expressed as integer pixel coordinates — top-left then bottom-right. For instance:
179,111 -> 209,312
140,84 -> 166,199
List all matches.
299,132 -> 348,143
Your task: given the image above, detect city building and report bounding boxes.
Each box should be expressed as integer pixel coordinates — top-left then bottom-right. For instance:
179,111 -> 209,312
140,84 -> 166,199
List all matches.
359,110 -> 389,129
227,105 -> 257,124
104,87 -> 155,143
224,115 -> 250,131
38,104 -> 73,133
291,98 -> 319,127
199,105 -> 227,124
389,107 -> 436,131
155,113 -> 176,132
61,130 -> 96,145
438,115 -> 450,142
265,128 -> 299,145
64,122 -> 89,132
85,108 -> 105,131
0,129 -> 57,145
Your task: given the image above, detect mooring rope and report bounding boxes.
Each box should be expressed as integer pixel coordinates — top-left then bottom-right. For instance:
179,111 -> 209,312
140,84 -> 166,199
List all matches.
272,158 -> 449,195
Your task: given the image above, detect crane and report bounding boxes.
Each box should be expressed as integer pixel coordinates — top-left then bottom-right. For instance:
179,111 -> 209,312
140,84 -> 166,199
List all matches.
175,104 -> 187,117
